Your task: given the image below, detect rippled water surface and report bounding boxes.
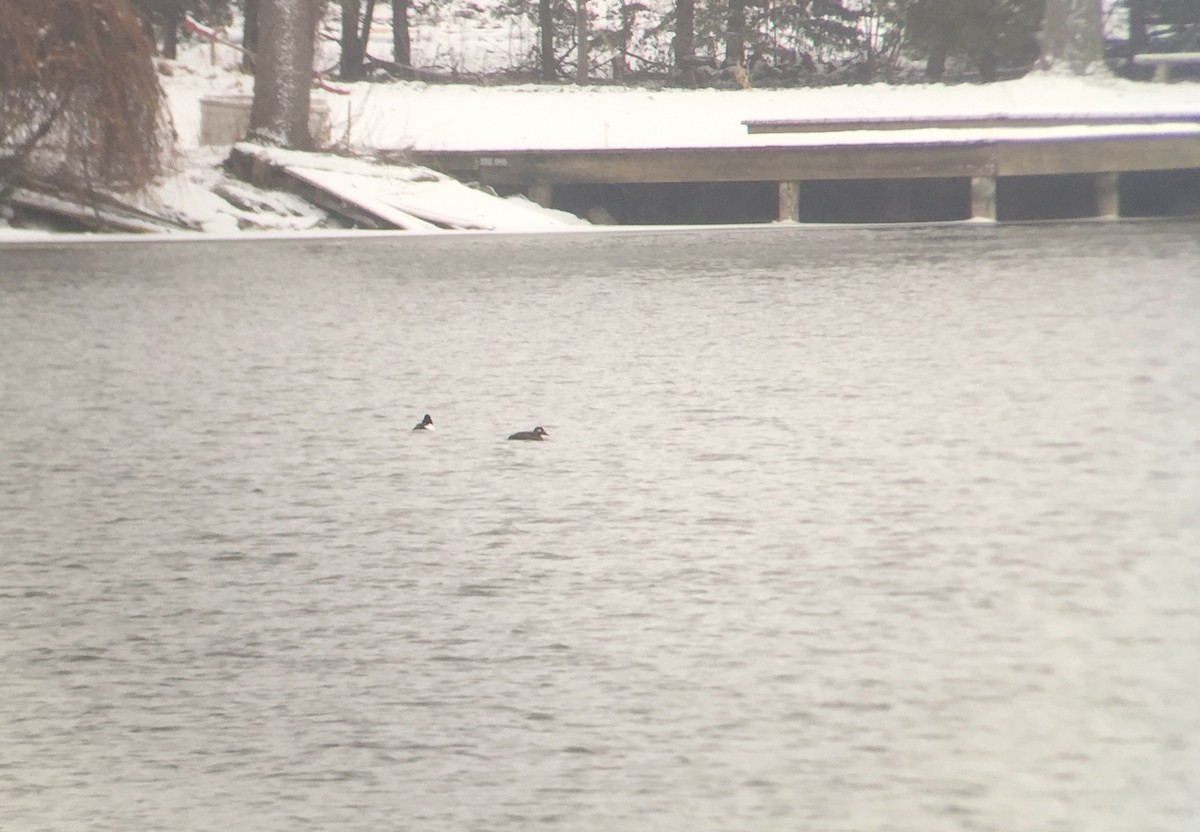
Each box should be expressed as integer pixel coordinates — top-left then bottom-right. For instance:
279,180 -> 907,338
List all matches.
2,222 -> 1199,831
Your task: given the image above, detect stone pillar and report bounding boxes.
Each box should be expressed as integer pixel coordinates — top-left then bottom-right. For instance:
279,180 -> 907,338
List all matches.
971,175 -> 997,221
778,181 -> 800,222
528,183 -> 553,208
1096,172 -> 1120,218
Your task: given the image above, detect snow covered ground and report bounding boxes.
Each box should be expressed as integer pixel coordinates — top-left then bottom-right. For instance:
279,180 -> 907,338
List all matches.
2,17 -> 1198,240
336,73 -> 1200,153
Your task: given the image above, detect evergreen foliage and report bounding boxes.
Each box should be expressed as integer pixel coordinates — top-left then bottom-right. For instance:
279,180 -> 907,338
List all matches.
904,0 -> 1044,80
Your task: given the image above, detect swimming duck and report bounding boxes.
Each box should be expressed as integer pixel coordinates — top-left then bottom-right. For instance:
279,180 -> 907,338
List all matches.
508,426 -> 548,441
413,414 -> 434,431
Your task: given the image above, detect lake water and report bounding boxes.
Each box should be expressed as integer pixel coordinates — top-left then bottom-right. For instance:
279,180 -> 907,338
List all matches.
2,221 -> 1199,832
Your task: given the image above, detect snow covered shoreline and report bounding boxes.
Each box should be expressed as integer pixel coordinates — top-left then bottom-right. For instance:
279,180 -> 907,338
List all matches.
3,35 -> 1198,240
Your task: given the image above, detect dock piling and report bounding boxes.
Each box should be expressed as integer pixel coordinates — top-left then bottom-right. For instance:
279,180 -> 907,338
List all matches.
778,181 -> 801,222
970,176 -> 997,221
1096,172 -> 1120,218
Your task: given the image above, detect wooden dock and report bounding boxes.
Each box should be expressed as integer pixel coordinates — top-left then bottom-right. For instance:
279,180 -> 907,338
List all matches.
411,120 -> 1200,223
225,144 -> 579,232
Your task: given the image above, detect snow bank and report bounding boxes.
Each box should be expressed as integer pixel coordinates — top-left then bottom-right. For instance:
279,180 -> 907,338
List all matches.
334,72 -> 1200,153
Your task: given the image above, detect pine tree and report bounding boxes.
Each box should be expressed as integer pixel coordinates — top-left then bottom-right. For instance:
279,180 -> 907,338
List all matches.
905,0 -> 1043,81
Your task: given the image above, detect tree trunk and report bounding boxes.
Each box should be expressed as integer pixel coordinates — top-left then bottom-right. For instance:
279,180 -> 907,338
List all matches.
576,0 -> 588,85
243,0 -> 260,71
162,0 -> 182,59
1038,0 -> 1105,74
392,0 -> 411,66
1127,0 -> 1147,53
360,0 -> 378,56
926,43 -> 947,80
539,0 -> 555,81
249,0 -> 322,149
340,0 -> 363,80
726,0 -> 746,67
674,0 -> 695,86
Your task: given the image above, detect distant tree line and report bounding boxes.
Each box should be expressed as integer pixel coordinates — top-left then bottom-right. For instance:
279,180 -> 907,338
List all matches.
126,1 -> 1198,86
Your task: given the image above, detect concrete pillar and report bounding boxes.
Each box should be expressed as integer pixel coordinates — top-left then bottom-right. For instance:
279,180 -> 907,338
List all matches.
778,181 -> 800,223
1096,172 -> 1120,218
971,175 -> 997,221
528,183 -> 553,208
